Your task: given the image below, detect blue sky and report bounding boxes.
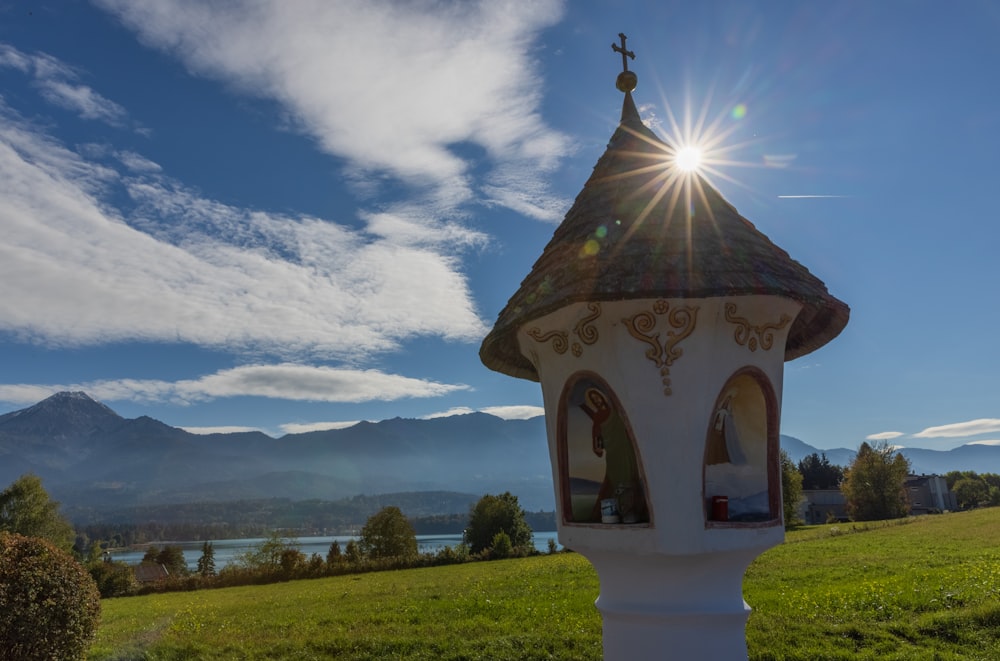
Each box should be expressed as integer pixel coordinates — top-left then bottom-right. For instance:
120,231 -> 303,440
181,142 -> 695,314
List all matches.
1,1 -> 997,452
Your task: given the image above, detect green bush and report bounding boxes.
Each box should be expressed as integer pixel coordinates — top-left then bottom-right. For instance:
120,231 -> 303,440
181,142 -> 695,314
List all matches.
490,531 -> 513,559
0,532 -> 101,660
88,561 -> 138,598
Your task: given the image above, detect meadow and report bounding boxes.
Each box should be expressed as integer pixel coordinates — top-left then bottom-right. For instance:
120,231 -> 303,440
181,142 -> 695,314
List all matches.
89,508 -> 1000,660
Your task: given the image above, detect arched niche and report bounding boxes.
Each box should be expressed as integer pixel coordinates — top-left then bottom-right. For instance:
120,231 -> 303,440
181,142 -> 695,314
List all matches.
557,373 -> 649,525
703,367 -> 780,527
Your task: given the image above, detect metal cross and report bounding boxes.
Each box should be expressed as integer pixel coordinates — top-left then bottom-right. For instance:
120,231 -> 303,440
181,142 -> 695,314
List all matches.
612,32 -> 635,73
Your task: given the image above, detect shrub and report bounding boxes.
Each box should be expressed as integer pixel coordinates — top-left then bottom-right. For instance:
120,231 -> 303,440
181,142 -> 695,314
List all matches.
490,531 -> 513,559
0,532 -> 101,660
465,492 -> 532,555
88,560 -> 138,598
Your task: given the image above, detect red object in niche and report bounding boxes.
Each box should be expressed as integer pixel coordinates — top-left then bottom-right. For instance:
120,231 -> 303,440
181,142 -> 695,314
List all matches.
711,495 -> 729,521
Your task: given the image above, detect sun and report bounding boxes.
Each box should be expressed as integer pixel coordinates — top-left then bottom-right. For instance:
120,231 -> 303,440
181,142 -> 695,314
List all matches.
675,146 -> 703,172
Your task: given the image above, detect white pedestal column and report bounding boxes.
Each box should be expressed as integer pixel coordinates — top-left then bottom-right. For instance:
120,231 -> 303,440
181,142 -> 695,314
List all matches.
586,548 -> 764,661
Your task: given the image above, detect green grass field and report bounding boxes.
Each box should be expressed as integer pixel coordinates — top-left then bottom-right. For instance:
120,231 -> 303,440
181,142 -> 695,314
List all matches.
89,509 -> 1000,660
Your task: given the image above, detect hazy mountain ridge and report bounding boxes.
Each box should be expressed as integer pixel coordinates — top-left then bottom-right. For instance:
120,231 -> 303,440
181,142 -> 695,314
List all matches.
0,392 -> 553,512
2,392 -> 996,516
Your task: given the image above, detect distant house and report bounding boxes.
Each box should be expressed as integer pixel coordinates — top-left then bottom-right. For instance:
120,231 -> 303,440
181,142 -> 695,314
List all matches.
133,563 -> 170,584
906,474 -> 957,514
799,489 -> 849,524
798,474 -> 957,524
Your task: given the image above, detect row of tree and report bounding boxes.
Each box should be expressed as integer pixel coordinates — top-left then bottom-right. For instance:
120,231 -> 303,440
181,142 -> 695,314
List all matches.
102,493 -> 545,597
72,501 -> 556,550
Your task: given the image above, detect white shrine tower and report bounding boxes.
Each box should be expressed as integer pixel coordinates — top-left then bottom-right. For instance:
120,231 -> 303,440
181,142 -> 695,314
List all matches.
479,34 -> 849,660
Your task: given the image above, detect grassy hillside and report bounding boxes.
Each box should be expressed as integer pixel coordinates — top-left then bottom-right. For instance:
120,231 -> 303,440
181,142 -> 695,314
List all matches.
89,509 -> 1000,660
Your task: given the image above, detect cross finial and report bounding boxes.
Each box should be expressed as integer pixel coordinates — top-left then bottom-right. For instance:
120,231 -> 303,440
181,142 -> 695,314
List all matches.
612,33 -> 637,93
612,32 -> 635,73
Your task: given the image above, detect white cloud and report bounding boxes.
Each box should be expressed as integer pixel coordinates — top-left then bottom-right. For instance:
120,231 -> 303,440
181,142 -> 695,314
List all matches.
0,363 -> 468,406
866,431 -> 904,441
187,364 -> 468,403
913,419 -> 1000,439
0,106 -> 486,355
116,150 -> 162,173
422,404 -> 544,420
182,425 -> 265,435
967,440 -> 1000,446
763,154 -> 797,168
36,79 -> 128,125
0,43 -> 129,126
480,405 -> 545,420
0,44 -> 31,71
422,407 -> 476,420
94,0 -> 571,217
279,421 -> 362,434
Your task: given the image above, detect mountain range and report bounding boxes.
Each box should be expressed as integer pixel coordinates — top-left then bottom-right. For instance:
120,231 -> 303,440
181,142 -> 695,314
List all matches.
2,392 -> 997,516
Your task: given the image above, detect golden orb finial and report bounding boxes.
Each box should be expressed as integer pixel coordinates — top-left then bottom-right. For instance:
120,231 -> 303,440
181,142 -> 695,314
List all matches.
612,32 -> 637,92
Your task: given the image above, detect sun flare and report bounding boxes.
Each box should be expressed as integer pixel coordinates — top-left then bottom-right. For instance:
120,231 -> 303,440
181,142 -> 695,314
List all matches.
675,146 -> 703,172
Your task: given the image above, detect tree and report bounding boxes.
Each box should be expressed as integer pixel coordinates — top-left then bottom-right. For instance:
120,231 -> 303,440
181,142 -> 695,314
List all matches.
141,546 -> 159,563
326,540 -> 342,567
952,477 -> 989,510
797,453 -> 845,490
279,548 -> 306,576
780,449 -> 803,529
0,532 -> 101,660
464,492 -> 532,555
344,539 -> 361,564
234,531 -> 300,573
88,561 -> 137,598
359,506 -> 418,560
155,545 -> 187,575
841,441 -> 911,521
0,474 -> 75,551
196,541 -> 216,577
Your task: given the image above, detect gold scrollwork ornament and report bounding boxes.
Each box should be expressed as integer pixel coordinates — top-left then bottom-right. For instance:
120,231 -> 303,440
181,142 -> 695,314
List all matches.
724,303 -> 791,352
526,327 -> 569,355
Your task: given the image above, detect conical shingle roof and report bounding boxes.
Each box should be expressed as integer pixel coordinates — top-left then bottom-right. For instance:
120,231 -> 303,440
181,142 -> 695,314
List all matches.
480,88 -> 849,382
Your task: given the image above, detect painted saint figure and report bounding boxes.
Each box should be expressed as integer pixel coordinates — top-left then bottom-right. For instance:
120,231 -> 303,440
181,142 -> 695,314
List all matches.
580,388 -> 647,523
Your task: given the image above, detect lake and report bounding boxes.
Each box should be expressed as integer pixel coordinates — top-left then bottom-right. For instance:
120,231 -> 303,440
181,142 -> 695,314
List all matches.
111,532 -> 561,571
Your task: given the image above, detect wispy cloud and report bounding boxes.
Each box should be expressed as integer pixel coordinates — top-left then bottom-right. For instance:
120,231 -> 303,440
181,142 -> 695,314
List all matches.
866,431 -> 904,441
0,103 -> 486,356
422,404 -> 544,420
182,425 -> 266,435
777,195 -> 848,199
279,421 -> 363,435
967,440 -> 1000,447
481,405 -> 545,420
0,364 -> 469,406
422,407 -> 476,420
763,153 -> 797,168
913,419 -> 1000,439
95,0 -> 571,218
1,2 -> 573,365
0,43 -> 129,127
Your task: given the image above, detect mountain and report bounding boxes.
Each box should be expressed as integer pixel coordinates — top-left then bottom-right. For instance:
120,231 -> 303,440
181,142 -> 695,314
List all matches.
779,436 -> 857,469
0,392 -> 553,514
2,392 -> 998,519
0,391 -> 122,473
